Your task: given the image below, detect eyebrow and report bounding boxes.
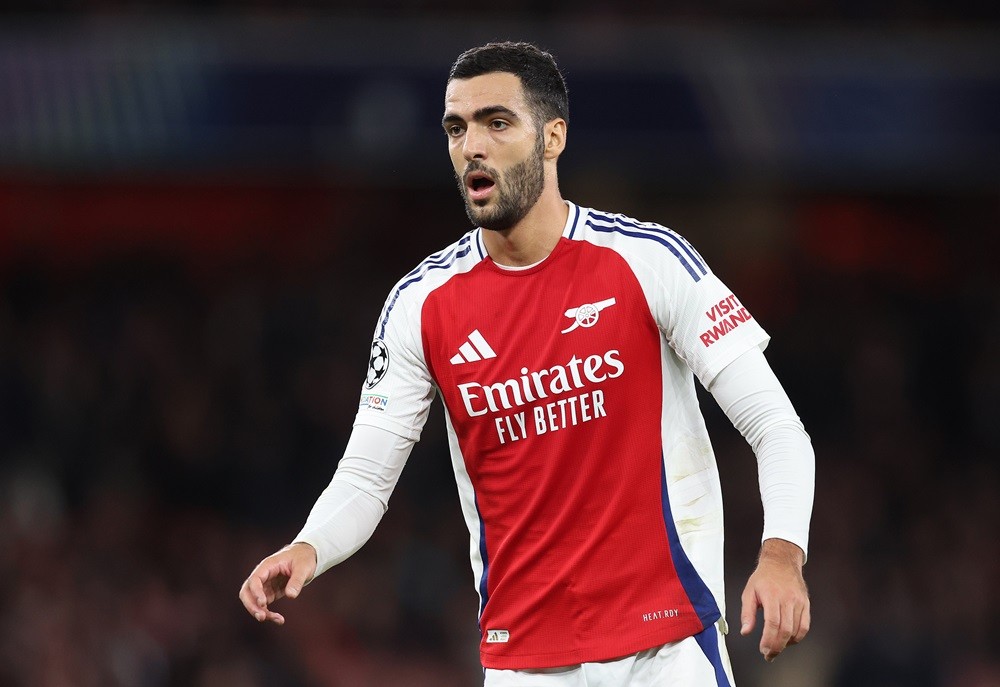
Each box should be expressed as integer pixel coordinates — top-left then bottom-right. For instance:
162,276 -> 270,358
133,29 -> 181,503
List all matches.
442,105 -> 520,128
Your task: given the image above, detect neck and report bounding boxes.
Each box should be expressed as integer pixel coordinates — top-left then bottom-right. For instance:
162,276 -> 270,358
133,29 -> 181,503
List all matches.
482,191 -> 568,267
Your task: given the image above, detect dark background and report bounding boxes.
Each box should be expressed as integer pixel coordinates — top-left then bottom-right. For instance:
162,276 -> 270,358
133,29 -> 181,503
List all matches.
0,5 -> 997,687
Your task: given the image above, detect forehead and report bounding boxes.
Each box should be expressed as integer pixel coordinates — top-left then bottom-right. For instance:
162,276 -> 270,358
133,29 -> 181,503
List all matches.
444,72 -> 529,117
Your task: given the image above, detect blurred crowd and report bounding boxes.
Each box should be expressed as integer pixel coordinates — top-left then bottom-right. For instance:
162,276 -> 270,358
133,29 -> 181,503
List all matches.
6,0 -> 1000,26
0,182 -> 997,687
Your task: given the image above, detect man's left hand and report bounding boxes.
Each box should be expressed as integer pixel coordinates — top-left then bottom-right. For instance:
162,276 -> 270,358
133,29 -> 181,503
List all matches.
739,538 -> 810,662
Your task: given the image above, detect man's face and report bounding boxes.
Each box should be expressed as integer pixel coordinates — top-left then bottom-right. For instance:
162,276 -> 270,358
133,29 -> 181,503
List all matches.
443,72 -> 545,231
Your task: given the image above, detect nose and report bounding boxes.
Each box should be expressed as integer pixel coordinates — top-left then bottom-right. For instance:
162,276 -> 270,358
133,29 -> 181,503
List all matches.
462,125 -> 487,162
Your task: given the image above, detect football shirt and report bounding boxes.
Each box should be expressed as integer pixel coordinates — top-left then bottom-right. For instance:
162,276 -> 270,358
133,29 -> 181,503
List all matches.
357,202 -> 768,669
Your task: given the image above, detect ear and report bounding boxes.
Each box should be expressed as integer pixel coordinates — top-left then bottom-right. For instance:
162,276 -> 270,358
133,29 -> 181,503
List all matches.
543,118 -> 567,160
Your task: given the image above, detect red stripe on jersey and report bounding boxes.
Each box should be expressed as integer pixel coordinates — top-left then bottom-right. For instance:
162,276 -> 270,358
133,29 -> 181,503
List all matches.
421,238 -> 713,669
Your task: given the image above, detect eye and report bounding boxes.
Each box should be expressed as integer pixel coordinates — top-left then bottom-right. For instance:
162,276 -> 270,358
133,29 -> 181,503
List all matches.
489,119 -> 509,131
445,124 -> 465,138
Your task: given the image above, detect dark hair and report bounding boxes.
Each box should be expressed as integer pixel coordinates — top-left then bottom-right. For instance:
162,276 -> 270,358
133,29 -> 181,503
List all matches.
449,41 -> 569,127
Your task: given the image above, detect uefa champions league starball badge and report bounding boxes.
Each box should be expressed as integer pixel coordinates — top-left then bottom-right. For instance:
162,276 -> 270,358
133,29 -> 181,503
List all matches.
366,340 -> 389,388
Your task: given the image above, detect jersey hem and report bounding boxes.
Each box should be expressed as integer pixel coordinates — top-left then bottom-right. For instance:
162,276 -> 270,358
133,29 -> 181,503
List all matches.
478,615 -> 719,670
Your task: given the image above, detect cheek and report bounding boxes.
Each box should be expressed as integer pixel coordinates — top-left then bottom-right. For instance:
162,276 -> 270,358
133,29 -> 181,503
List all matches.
449,147 -> 465,173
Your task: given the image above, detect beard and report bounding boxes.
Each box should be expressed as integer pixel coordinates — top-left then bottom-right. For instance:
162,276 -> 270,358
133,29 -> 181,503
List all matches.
457,136 -> 545,232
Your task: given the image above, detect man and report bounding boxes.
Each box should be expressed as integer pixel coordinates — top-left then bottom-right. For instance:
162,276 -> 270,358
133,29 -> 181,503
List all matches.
239,41 -> 814,686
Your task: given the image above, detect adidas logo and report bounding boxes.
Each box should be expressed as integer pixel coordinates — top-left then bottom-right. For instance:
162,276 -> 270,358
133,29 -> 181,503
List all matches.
450,330 -> 497,365
486,629 -> 509,643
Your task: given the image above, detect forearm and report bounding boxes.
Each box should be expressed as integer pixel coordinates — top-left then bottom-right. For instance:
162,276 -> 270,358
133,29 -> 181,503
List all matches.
294,423 -> 415,577
753,418 -> 814,558
709,347 -> 815,559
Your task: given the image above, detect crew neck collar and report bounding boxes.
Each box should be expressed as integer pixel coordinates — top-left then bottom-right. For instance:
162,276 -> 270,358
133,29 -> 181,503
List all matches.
476,201 -> 580,270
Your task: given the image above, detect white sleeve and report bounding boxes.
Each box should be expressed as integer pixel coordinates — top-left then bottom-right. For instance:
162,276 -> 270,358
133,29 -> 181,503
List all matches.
293,423 -> 415,577
608,229 -> 770,387
708,347 -> 815,559
356,280 -> 437,441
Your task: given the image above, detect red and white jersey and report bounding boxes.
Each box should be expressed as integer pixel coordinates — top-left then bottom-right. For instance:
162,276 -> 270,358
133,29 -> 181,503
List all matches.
356,202 -> 769,670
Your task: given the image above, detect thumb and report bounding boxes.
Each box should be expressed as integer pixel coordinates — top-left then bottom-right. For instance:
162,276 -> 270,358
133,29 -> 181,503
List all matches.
285,568 -> 307,599
740,585 -> 759,636
284,554 -> 314,600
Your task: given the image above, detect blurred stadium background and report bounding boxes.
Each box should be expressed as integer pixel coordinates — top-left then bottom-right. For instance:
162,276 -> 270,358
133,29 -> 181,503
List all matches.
0,4 -> 998,687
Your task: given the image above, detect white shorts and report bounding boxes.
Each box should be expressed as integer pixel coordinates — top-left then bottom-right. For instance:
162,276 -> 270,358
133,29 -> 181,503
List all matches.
483,624 -> 735,687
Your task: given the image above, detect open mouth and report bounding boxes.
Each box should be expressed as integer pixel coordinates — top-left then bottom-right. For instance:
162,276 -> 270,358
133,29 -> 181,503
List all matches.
466,171 -> 496,201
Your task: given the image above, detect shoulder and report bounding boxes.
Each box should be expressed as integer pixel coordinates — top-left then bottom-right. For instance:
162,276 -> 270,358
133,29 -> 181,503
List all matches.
374,228 -> 486,338
394,228 -> 485,295
569,205 -> 710,283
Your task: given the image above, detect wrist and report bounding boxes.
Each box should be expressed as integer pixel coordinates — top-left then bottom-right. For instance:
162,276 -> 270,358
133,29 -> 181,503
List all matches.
759,538 -> 804,567
287,541 -> 318,563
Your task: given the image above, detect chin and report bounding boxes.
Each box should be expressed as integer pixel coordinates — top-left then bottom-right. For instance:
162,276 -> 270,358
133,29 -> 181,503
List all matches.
465,202 -> 491,223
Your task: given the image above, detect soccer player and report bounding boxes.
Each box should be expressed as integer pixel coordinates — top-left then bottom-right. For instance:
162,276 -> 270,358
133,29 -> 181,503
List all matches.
239,41 -> 814,686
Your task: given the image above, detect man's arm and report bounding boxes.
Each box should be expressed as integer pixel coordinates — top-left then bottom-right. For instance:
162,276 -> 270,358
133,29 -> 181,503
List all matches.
238,423 -> 414,624
708,347 -> 815,661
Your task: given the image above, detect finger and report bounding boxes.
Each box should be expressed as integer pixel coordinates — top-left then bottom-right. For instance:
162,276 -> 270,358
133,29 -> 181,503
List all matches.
260,609 -> 285,625
771,600 -> 796,658
249,558 -> 289,608
740,585 -> 759,636
786,600 -> 804,647
243,579 -> 286,625
791,600 -> 811,645
263,575 -> 286,605
241,588 -> 271,622
238,583 -> 260,616
247,569 -> 272,608
760,598 -> 781,661
239,576 -> 268,616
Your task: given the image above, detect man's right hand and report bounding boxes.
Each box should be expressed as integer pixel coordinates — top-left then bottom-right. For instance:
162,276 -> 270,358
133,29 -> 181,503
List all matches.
238,542 -> 317,625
